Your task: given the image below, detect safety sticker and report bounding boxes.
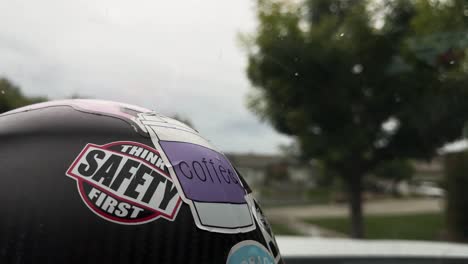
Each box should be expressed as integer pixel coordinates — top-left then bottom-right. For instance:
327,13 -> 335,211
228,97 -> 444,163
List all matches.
66,141 -> 182,224
137,112 -> 256,234
226,240 -> 275,264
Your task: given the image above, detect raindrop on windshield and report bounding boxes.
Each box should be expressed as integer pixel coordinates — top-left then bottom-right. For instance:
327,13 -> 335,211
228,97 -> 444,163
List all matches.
352,64 -> 363,74
439,74 -> 447,81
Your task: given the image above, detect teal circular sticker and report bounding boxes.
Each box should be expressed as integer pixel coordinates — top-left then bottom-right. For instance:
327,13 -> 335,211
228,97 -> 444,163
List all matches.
226,240 -> 275,264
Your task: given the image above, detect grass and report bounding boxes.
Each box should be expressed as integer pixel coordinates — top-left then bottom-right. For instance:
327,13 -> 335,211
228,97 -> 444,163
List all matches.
305,188 -> 332,204
305,212 -> 444,240
269,221 -> 302,236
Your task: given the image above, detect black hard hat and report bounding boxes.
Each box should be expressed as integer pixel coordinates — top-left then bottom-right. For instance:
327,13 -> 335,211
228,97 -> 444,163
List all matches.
0,99 -> 282,264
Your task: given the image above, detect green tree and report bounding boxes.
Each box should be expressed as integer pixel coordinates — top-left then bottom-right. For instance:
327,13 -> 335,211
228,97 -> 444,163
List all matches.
244,0 -> 468,237
373,159 -> 414,196
0,78 -> 46,113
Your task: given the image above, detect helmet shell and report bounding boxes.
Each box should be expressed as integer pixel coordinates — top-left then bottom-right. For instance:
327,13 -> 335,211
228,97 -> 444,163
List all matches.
0,100 -> 282,264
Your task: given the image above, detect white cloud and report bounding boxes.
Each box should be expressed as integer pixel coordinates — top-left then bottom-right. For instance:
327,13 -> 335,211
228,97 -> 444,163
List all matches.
0,0 -> 292,153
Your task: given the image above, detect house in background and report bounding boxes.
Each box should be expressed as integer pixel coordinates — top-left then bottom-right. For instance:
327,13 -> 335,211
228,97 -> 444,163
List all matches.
226,153 -> 318,193
376,158 -> 445,197
411,158 -> 444,182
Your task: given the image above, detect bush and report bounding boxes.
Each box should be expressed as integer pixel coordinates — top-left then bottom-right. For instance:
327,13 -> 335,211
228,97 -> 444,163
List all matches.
444,152 -> 468,242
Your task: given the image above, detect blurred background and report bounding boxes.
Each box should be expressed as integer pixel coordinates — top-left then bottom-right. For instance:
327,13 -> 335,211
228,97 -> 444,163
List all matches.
2,0 -> 468,243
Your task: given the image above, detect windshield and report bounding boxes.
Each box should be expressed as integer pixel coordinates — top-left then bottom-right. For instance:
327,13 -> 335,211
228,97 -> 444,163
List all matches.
1,0 -> 468,262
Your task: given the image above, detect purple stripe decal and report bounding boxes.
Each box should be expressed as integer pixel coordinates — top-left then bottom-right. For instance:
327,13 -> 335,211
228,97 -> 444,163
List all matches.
160,141 -> 246,203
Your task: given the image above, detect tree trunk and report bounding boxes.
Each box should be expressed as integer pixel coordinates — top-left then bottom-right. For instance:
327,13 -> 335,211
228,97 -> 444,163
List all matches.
346,174 -> 364,238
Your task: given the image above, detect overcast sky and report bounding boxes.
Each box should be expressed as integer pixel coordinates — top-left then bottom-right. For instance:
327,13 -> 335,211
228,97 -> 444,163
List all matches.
0,0 -> 292,154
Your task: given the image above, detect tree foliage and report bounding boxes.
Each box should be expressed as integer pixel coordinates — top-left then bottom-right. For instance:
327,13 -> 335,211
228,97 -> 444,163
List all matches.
245,0 -> 468,237
373,159 -> 414,183
0,78 -> 46,113
373,159 -> 414,195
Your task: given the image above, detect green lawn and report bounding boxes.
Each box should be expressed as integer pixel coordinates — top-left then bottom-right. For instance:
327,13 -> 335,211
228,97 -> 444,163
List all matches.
305,212 -> 444,240
305,188 -> 332,204
269,221 -> 302,236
